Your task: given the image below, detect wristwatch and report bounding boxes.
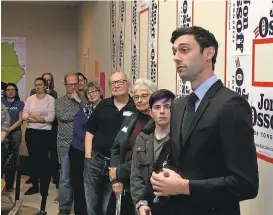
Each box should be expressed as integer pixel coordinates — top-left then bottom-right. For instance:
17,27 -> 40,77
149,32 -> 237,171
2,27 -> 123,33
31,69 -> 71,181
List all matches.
136,200 -> 148,210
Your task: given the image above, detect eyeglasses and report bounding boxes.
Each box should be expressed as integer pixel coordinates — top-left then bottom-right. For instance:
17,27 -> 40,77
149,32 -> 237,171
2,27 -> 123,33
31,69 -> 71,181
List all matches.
65,83 -> 78,87
152,104 -> 171,110
6,89 -> 16,92
87,90 -> 98,95
133,94 -> 149,101
109,79 -> 127,87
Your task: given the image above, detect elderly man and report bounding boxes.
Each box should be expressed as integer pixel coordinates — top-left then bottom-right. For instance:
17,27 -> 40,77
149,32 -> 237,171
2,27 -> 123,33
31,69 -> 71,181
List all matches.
84,72 -> 136,215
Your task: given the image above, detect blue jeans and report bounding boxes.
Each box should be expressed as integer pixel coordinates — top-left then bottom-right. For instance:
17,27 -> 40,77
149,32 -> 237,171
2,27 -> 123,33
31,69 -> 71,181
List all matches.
83,155 -> 114,215
58,146 -> 73,212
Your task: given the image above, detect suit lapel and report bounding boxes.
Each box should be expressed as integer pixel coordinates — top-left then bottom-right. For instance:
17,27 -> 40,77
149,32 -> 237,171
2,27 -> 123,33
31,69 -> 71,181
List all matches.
183,80 -> 223,147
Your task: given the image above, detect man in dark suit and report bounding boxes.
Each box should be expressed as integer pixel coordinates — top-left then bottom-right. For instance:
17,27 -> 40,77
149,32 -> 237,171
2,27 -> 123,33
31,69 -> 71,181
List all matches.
150,26 -> 259,215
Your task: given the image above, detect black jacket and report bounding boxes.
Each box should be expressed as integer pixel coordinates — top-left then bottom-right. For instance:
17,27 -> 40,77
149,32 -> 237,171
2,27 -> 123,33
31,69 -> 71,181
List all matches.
130,120 -> 170,206
168,80 -> 259,215
110,112 -> 142,186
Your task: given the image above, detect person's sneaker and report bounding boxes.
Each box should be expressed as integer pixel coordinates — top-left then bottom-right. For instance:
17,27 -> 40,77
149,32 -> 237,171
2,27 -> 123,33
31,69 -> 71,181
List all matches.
25,177 -> 32,184
24,186 -> 39,195
35,211 -> 47,215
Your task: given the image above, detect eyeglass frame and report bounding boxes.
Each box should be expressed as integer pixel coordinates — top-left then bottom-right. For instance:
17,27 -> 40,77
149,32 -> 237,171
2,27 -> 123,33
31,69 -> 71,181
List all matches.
109,79 -> 127,87
132,93 -> 150,101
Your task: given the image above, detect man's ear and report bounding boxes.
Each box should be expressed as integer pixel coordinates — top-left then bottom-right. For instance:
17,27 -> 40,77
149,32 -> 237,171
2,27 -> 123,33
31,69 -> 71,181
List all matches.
204,46 -> 215,61
149,109 -> 153,118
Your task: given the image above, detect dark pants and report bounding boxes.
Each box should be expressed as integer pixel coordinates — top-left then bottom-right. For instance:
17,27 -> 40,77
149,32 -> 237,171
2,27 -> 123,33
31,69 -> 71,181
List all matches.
83,155 -> 114,215
50,121 -> 60,186
69,145 -> 87,215
25,128 -> 51,196
4,129 -> 21,189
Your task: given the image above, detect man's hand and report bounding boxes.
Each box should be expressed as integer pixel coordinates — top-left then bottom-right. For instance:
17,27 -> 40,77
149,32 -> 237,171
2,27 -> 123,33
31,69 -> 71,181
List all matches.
139,206 -> 152,215
150,168 -> 190,197
112,182 -> 122,198
109,167 -> 117,181
70,91 -> 81,103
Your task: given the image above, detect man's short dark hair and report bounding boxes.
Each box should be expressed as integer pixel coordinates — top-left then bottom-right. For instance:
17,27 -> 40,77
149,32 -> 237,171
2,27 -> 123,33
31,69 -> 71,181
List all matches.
149,89 -> 175,108
170,26 -> 219,71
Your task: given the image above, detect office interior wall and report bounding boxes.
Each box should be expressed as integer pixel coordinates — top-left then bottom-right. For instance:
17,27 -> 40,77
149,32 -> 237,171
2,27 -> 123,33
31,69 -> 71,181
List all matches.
77,1 -> 111,97
1,2 -> 78,97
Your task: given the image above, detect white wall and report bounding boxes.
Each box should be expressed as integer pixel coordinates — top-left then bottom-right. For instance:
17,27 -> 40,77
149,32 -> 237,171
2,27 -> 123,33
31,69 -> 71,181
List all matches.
77,1 -> 111,97
1,2 -> 78,97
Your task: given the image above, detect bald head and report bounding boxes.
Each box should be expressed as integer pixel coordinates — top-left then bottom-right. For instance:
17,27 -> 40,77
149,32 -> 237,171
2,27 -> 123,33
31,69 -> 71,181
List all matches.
109,72 -> 130,97
110,72 -> 129,82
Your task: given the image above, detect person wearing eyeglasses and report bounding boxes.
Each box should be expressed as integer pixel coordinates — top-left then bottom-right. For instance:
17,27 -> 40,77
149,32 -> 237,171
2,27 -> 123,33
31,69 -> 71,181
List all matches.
130,89 -> 175,215
69,81 -> 103,215
55,73 -> 82,215
2,83 -> 25,192
109,79 -> 157,215
84,72 -> 136,215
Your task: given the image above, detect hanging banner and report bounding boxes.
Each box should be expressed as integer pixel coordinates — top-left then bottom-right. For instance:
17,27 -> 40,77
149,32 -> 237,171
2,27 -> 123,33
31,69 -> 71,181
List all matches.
225,0 -> 273,163
117,0 -> 126,72
176,0 -> 193,97
225,0 -> 252,102
110,1 -> 117,73
147,0 -> 159,84
131,0 -> 139,83
250,0 -> 273,163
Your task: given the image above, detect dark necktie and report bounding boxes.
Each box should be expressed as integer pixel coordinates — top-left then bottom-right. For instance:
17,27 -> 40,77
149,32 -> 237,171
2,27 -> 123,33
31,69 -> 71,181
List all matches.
181,92 -> 198,142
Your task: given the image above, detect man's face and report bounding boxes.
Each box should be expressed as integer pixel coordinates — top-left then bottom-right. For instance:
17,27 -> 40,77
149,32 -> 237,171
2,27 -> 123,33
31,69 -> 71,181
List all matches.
109,73 -> 130,97
150,98 -> 172,127
65,75 -> 79,94
172,35 -> 205,82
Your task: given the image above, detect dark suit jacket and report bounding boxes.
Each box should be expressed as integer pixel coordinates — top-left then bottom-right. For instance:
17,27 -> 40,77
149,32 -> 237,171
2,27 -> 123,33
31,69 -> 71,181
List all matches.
168,80 -> 259,215
110,112 -> 139,186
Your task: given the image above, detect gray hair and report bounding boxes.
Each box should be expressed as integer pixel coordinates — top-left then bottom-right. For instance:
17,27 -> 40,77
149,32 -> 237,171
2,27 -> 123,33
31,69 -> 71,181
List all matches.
133,79 -> 157,94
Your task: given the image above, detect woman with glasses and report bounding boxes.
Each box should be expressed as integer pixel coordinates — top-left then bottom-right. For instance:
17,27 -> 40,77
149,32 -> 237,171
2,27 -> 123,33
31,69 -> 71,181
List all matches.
69,81 -> 103,215
23,77 -> 55,214
109,79 -> 157,215
1,83 -> 25,192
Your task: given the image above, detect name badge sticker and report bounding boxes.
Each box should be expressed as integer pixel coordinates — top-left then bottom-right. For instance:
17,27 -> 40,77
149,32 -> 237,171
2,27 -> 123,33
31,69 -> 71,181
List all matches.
123,111 -> 133,116
121,126 -> 128,133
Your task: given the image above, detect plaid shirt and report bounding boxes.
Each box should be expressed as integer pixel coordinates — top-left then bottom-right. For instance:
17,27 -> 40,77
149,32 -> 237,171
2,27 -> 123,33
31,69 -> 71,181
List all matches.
55,94 -> 80,147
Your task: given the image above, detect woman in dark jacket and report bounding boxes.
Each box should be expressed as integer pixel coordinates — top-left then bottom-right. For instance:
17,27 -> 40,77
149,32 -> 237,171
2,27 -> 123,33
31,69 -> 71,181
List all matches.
69,81 -> 103,215
109,79 -> 157,215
